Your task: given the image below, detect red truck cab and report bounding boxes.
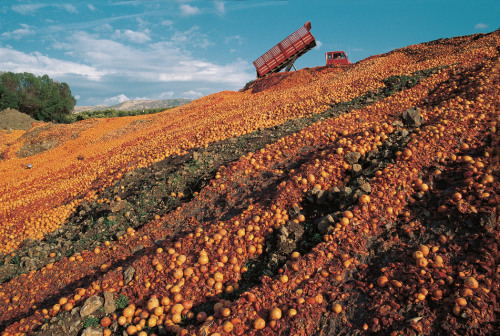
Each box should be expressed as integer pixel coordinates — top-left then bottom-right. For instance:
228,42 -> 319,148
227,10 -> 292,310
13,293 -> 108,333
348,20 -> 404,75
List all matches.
326,51 -> 351,65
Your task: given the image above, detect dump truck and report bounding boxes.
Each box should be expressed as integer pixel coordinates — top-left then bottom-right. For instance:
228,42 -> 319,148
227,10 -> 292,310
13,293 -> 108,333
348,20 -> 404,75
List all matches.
253,21 -> 317,78
326,51 -> 351,65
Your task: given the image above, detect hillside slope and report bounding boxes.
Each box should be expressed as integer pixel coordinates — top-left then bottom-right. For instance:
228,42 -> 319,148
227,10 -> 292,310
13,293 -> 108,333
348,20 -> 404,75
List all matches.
0,30 -> 499,336
73,99 -> 193,113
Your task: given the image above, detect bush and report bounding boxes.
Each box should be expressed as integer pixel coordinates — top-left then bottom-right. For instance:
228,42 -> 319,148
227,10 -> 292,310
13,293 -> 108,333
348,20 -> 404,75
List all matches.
0,72 -> 76,123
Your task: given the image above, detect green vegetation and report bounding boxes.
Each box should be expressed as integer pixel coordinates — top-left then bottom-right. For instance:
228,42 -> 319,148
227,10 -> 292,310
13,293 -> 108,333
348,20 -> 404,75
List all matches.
63,107 -> 169,123
82,316 -> 100,328
115,295 -> 129,309
0,72 -> 76,122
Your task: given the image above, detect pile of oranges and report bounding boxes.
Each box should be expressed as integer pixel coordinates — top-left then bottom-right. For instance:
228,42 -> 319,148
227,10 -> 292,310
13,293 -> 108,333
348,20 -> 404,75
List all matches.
0,30 -> 498,335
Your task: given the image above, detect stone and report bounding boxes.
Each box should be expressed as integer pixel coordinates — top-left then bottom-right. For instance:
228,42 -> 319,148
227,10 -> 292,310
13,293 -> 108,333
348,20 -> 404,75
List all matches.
123,266 -> 135,284
316,190 -> 328,204
154,238 -> 166,246
317,215 -> 335,234
115,231 -> 126,239
276,221 -> 304,255
479,212 -> 497,231
345,151 -> 361,164
359,182 -> 372,194
80,295 -> 104,317
130,244 -> 144,255
104,291 -> 116,314
81,327 -> 103,336
340,186 -> 352,197
402,107 -> 423,127
351,164 -> 363,175
392,120 -> 404,128
110,200 -> 127,213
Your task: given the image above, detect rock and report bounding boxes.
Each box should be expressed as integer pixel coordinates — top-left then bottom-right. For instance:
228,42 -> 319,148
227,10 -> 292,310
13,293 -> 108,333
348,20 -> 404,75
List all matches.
110,200 -> 127,213
351,164 -> 363,175
359,182 -> 372,194
130,244 -> 144,255
157,325 -> 168,336
277,221 -> 304,255
80,295 -> 104,317
115,231 -> 126,239
392,120 -> 404,128
340,186 -> 352,197
123,266 -> 135,285
345,151 -> 362,164
81,327 -> 103,336
316,190 -> 328,204
402,107 -> 423,127
104,291 -> 116,314
288,204 -> 301,218
0,264 -> 17,282
23,258 -> 37,271
154,238 -> 166,246
317,215 -> 335,234
479,212 -> 497,231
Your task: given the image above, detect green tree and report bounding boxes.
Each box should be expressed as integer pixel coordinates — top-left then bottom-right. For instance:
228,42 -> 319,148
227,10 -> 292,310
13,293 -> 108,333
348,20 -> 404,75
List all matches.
0,71 -> 76,122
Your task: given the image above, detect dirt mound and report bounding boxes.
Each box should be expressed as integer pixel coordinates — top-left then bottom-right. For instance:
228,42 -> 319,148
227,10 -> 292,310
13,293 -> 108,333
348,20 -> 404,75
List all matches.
0,108 -> 36,131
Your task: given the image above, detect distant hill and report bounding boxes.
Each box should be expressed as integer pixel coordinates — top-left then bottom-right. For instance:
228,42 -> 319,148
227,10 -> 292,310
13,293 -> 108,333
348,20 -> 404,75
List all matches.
73,99 -> 192,113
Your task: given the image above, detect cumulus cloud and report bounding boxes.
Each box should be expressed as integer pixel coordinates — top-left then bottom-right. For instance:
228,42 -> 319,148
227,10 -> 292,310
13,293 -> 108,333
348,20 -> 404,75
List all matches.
61,31 -> 252,85
180,4 -> 201,17
315,40 -> 323,49
113,29 -> 151,43
11,4 -> 45,15
474,23 -> 489,30
171,26 -> 213,49
1,24 -> 35,40
158,91 -> 175,99
225,35 -> 244,45
12,3 -> 77,15
215,1 -> 226,15
0,47 -> 105,80
103,94 -> 129,105
61,4 -> 78,14
182,90 -> 204,99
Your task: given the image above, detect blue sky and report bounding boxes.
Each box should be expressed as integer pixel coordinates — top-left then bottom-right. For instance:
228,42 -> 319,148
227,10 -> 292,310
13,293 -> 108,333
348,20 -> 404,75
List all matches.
0,0 -> 498,106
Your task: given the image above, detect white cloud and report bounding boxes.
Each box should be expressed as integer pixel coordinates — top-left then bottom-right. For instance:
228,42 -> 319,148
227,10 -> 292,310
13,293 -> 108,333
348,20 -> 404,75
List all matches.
180,4 -> 201,17
474,23 -> 489,30
61,4 -> 78,14
158,91 -> 175,99
316,40 -> 323,49
88,4 -> 96,12
181,90 -> 204,99
62,31 -> 251,85
11,4 -> 45,15
161,20 -> 174,26
215,1 -> 226,15
171,26 -> 213,49
225,35 -> 244,45
1,24 -> 35,40
103,94 -> 129,105
12,4 -> 77,15
113,29 -> 151,43
0,47 -> 106,80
